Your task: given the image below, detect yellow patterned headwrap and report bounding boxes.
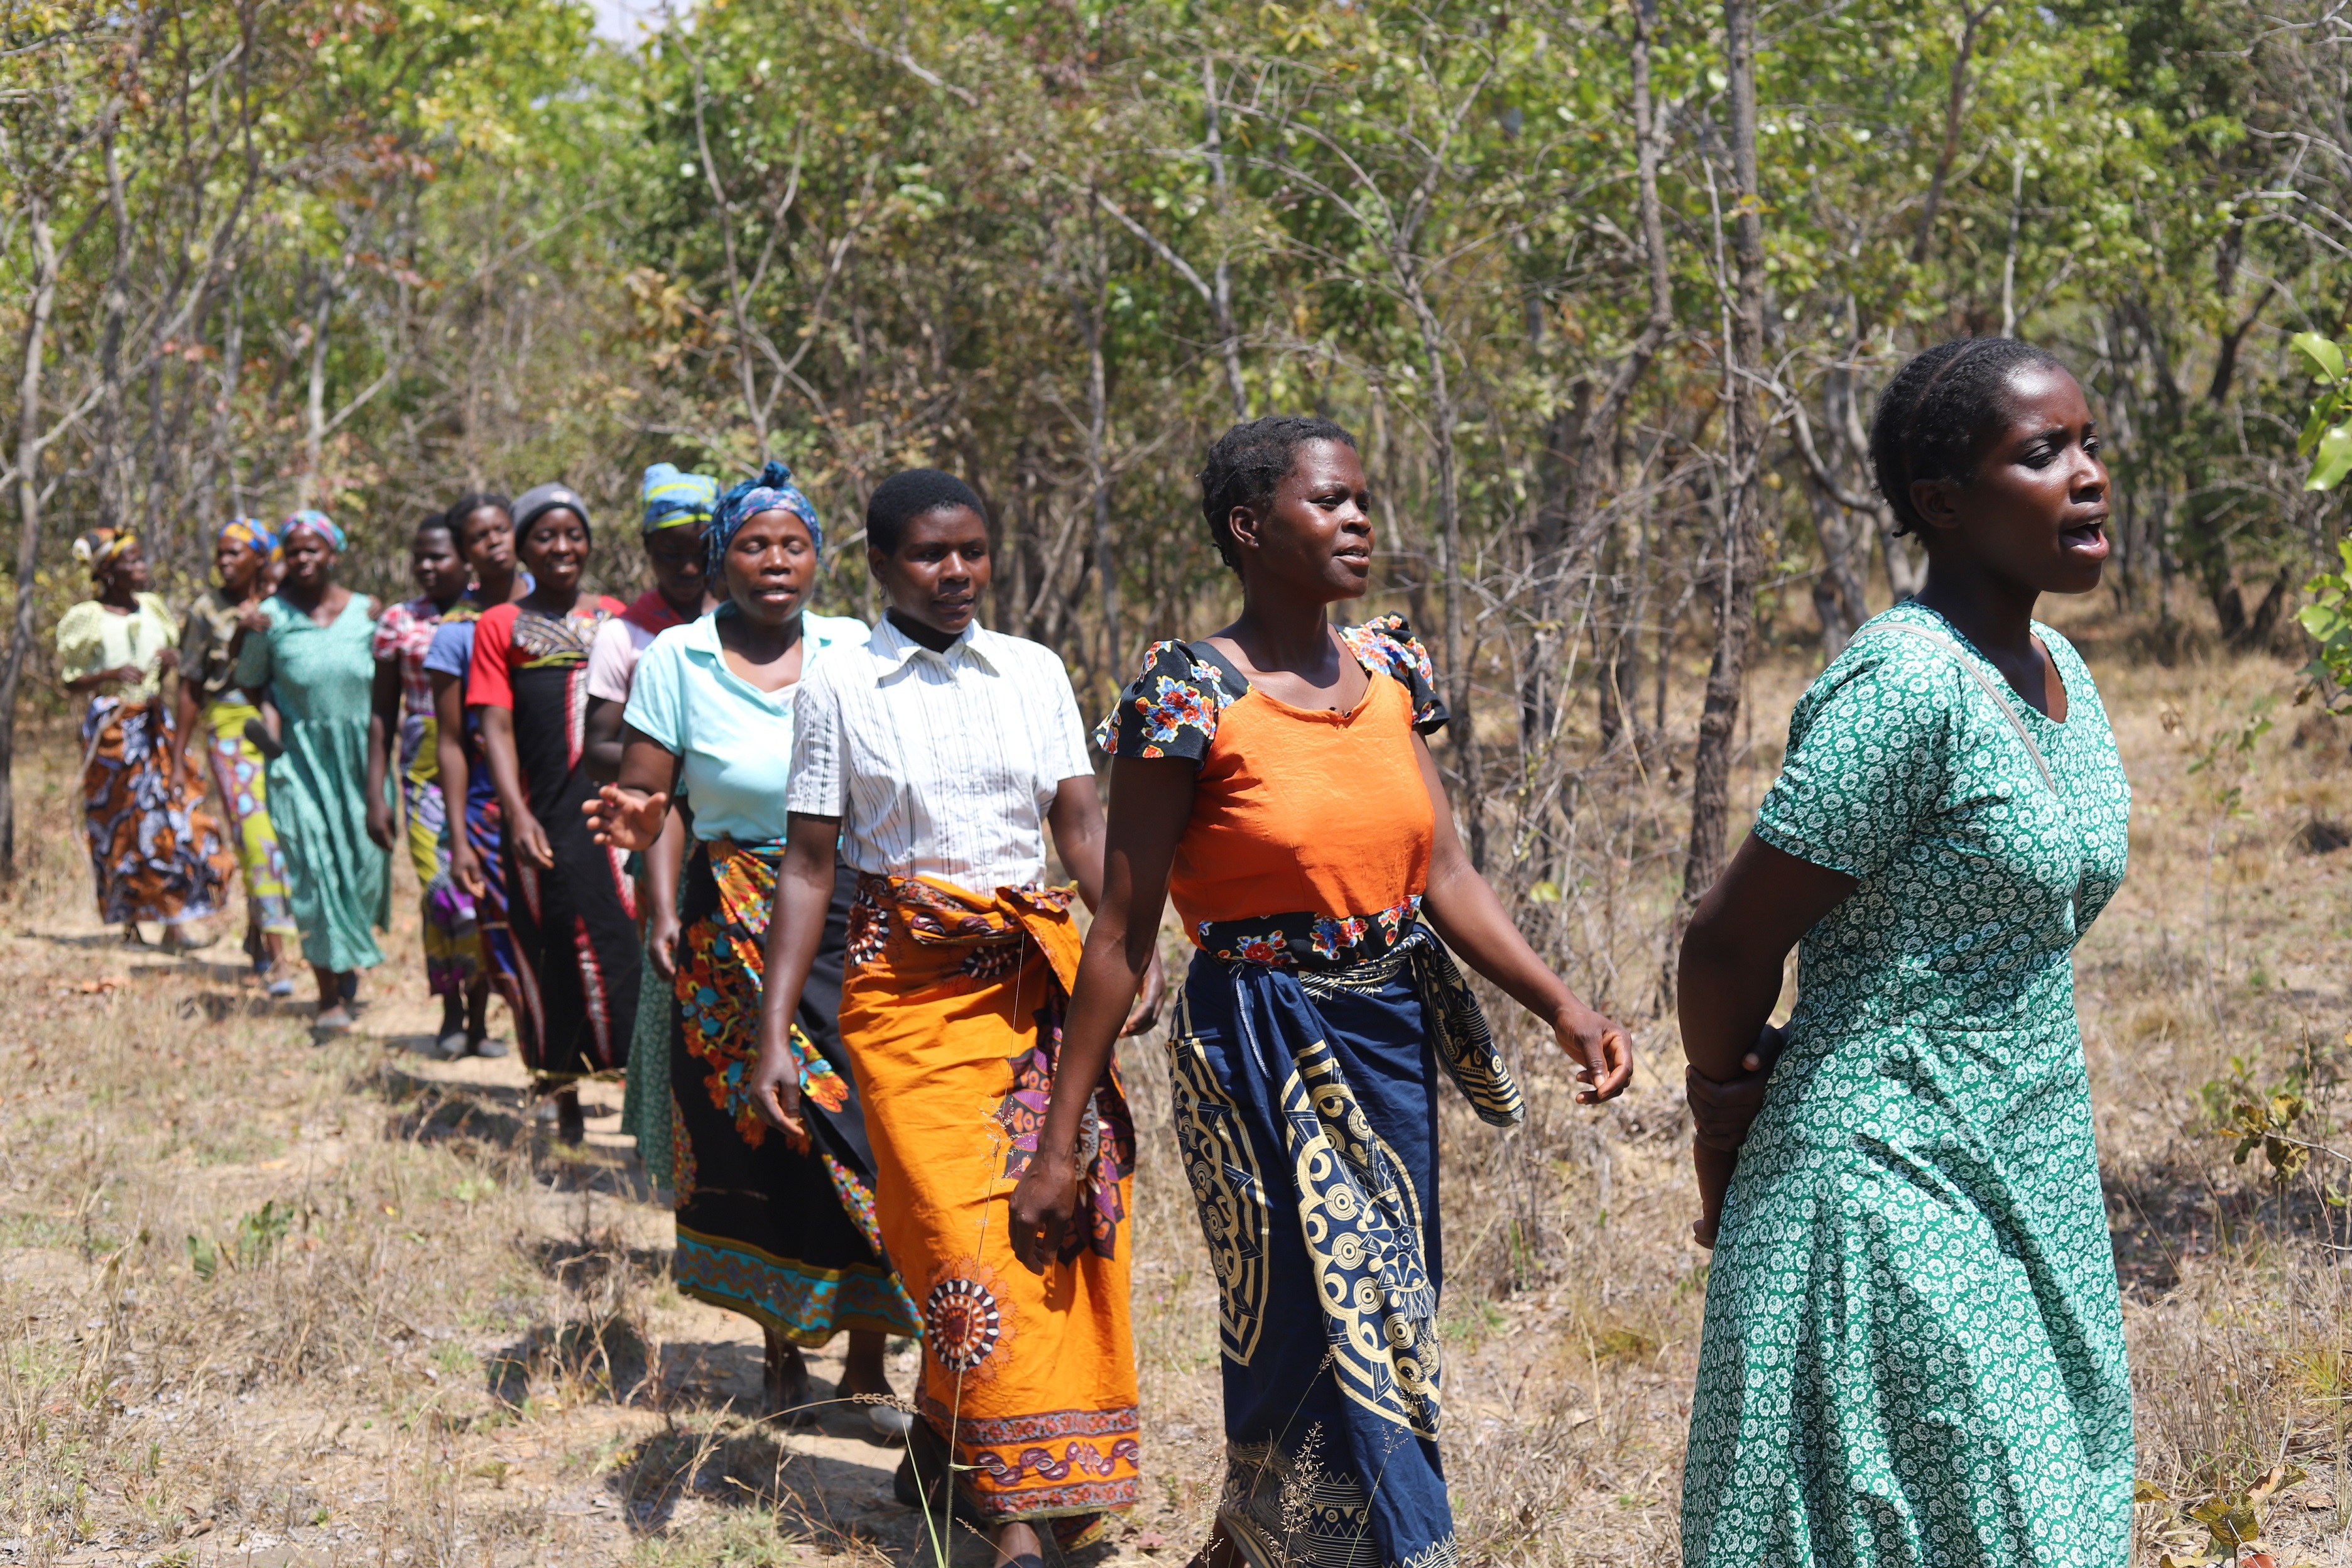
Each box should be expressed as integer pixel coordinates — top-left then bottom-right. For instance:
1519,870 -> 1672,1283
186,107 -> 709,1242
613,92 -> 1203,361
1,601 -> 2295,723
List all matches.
72,528 -> 136,579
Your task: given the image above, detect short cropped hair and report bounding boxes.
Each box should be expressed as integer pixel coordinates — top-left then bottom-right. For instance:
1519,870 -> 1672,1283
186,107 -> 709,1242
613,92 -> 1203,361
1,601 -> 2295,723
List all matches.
1198,415 -> 1358,572
1868,339 -> 2069,535
866,469 -> 985,556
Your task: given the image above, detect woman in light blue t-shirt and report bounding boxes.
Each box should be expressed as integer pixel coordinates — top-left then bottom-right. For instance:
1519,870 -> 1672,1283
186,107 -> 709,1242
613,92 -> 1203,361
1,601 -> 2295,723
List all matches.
586,461 -> 917,1432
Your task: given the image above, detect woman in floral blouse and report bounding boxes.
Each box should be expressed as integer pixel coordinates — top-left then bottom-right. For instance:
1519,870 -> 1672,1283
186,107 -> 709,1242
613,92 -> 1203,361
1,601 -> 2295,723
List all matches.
1010,416 -> 1631,1568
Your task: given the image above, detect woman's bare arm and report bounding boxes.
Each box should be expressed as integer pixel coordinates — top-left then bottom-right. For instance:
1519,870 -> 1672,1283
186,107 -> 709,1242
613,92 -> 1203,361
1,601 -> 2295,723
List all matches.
1009,758 -> 1195,1270
432,670 -> 479,895
1677,834 -> 1855,1245
476,706 -> 548,868
1677,836 -> 1854,1080
1412,736 -> 1631,1102
584,697 -> 626,783
364,657 -> 400,851
744,811 -> 842,1136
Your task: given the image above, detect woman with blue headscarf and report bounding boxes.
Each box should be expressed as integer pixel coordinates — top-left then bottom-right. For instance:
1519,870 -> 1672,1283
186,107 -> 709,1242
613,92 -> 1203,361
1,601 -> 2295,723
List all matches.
177,518 -> 298,991
584,462 -> 915,1428
234,509 -> 392,1035
596,464 -> 717,1190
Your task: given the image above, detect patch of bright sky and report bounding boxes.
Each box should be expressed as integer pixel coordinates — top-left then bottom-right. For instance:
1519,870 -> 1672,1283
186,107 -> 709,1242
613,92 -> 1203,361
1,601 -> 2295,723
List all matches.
587,0 -> 685,45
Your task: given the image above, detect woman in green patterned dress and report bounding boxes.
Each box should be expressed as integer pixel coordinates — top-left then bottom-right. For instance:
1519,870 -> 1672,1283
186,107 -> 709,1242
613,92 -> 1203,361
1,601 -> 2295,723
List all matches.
234,510 -> 392,1035
1676,340 -> 2133,1567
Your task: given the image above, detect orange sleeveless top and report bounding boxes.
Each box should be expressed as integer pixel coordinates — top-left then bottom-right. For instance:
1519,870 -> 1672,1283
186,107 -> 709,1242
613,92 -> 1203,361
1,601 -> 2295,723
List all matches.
1096,616 -> 1448,964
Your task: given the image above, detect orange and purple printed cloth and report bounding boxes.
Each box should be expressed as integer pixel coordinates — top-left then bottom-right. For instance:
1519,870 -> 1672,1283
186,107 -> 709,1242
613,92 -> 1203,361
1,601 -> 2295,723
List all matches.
79,696 -> 234,927
840,872 -> 1138,1524
670,839 -> 915,1344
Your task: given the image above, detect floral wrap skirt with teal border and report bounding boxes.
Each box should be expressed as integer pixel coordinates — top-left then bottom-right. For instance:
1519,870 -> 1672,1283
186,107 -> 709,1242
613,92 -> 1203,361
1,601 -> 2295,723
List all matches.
1167,920 -> 1523,1568
669,841 -> 916,1344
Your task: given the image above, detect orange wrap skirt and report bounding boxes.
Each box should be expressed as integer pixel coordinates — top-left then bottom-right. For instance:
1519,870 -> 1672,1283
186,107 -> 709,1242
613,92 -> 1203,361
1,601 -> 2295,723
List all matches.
840,873 -> 1140,1525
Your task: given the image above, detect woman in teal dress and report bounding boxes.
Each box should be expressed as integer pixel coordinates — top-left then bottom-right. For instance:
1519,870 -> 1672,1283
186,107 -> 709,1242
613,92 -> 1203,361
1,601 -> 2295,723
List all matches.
234,509 -> 391,1034
1676,339 -> 2133,1566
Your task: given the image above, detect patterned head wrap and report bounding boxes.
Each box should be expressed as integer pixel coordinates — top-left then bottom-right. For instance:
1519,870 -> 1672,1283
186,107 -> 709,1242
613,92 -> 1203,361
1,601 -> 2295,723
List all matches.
281,509 -> 346,553
72,528 -> 136,580
215,516 -> 280,564
641,464 -> 719,534
708,460 -> 822,579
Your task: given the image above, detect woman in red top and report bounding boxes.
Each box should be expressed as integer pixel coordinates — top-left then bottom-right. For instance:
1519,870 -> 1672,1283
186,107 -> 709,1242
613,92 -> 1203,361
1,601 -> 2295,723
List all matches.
1010,417 -> 1633,1568
468,482 -> 640,1140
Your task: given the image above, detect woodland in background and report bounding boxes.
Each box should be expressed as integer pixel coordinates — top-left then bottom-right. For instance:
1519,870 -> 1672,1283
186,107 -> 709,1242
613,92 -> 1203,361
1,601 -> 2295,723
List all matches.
4,0 -> 2349,1010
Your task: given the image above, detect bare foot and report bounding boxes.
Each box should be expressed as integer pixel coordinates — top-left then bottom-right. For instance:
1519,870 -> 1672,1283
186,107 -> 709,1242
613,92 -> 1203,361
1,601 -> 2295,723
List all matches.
991,1520 -> 1044,1568
763,1330 -> 814,1424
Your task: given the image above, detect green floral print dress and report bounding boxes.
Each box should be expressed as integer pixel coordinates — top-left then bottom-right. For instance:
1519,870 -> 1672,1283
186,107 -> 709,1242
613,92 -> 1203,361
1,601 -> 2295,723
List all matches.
1681,600 -> 2134,1567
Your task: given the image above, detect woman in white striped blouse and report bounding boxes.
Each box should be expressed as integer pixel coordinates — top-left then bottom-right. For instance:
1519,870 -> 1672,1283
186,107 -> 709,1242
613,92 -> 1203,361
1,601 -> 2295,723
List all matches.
749,469 -> 1159,1568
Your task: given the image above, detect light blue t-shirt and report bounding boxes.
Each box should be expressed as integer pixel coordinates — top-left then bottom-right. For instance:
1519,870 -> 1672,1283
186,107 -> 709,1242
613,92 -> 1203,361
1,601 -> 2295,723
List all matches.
623,609 -> 868,845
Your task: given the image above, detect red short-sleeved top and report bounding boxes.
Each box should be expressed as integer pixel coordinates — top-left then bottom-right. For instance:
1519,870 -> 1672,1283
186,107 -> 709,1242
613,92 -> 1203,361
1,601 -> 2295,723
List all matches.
464,596 -> 626,709
1095,614 -> 1447,966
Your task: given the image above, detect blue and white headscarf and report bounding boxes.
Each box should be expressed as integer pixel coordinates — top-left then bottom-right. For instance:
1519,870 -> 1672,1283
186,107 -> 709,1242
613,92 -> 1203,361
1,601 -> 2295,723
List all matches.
707,460 -> 822,579
281,509 -> 346,553
641,464 -> 719,533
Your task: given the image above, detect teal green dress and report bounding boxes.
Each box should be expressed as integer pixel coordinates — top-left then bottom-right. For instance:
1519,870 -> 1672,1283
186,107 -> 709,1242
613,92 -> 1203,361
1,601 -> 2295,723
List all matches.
1682,601 -> 2134,1567
235,594 -> 391,974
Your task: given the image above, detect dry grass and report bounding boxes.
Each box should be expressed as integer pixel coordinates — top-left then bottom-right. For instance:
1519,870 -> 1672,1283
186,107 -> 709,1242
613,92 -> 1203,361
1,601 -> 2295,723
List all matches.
5,600 -> 2352,1565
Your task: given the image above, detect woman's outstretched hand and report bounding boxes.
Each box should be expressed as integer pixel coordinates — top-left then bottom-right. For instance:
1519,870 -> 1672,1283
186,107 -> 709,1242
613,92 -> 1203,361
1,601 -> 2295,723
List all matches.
1555,999 -> 1634,1103
583,784 -> 668,854
746,1014 -> 806,1139
1007,1148 -> 1079,1274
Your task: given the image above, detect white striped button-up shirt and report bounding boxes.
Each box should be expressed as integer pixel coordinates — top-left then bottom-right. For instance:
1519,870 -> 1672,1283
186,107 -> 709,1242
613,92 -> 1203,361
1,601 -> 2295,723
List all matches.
786,616 -> 1094,892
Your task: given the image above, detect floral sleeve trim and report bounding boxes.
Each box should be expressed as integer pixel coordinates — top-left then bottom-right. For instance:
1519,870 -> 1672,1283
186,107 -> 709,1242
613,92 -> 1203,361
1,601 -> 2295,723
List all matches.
1339,613 -> 1448,734
1092,638 -> 1236,762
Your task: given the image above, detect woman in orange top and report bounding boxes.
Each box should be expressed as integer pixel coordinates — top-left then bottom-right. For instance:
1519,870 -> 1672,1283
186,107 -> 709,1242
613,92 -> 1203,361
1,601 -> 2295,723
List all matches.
1010,416 -> 1633,1568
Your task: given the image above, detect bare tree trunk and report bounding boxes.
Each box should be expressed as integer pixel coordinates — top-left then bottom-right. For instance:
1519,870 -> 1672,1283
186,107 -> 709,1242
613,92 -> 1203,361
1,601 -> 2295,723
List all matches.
690,44 -> 768,460
1680,0 -> 1769,912
1202,55 -> 1248,422
299,259 -> 337,508
1,196 -> 60,879
1404,274 -> 1481,867
1806,474 -> 1868,655
1910,1 -> 2000,265
1079,207 -> 1117,683
95,128 -> 133,533
1529,0 -> 1675,745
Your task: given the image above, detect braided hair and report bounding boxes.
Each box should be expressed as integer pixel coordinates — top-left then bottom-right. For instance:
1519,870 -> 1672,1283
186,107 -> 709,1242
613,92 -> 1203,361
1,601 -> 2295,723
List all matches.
1198,415 -> 1358,572
1868,339 -> 2068,536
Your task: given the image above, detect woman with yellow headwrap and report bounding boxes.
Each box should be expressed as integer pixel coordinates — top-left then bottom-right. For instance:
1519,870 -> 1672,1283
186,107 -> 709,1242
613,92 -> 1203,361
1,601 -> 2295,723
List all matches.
177,518 -> 298,993
57,528 -> 234,945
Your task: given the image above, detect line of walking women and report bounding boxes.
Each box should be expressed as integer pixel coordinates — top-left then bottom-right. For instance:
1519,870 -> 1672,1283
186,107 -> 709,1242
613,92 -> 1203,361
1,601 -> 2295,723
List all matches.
61,336 -> 2138,1568
595,349 -> 2134,1568
572,425 -> 1634,1568
58,489 -> 646,1129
